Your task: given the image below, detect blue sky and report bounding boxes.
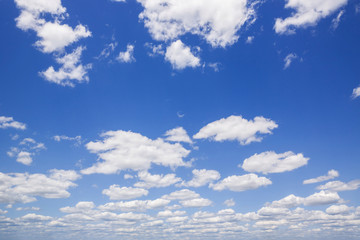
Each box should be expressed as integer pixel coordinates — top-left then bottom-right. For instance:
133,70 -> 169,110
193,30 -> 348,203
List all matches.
0,0 -> 360,239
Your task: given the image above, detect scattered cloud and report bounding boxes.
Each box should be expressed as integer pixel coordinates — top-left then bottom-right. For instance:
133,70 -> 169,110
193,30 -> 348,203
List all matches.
165,40 -> 200,70
241,151 -> 309,174
180,198 -> 212,208
331,10 -> 345,30
81,130 -> 191,174
0,169 -> 80,204
102,185 -> 149,200
246,36 -> 254,44
134,171 -> 182,189
16,151 -> 33,165
8,138 -> 45,166
352,86 -> 360,99
96,42 -> 118,60
137,0 -> 258,48
164,127 -> 193,144
303,169 -> 339,184
53,135 -> 82,145
180,169 -> 221,187
117,44 -> 136,63
224,198 -> 235,207
40,46 -> 91,87
162,189 -> 200,201
274,0 -> 348,34
193,115 -> 278,145
210,174 -> 272,192
326,204 -> 352,215
98,198 -> 170,212
317,180 -> 360,192
0,116 -> 26,130
284,53 -> 298,69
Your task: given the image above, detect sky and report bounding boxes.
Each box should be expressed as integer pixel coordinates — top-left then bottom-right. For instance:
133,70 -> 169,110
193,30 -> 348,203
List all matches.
0,0 -> 360,239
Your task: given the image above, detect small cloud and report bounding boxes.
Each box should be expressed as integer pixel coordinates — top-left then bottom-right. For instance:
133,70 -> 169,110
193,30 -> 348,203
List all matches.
331,10 -> 345,30
224,198 -> 235,207
246,36 -> 254,44
208,62 -> 220,72
284,53 -> 298,69
117,44 -> 135,63
352,86 -> 360,99
0,116 -> 26,130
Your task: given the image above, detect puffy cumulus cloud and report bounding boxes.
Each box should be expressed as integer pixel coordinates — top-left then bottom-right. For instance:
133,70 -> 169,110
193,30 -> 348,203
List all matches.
134,171 -> 182,189
180,198 -> 212,208
303,169 -> 339,184
137,0 -> 258,48
326,204 -> 352,215
20,213 -> 52,222
60,201 -> 96,213
270,194 -> 305,208
40,46 -> 91,87
317,180 -> 360,192
257,206 -> 290,216
224,198 -> 235,207
117,44 -> 136,63
210,174 -> 272,192
16,151 -> 33,165
284,53 -> 298,69
99,198 -> 170,212
164,127 -> 193,144
14,0 -> 91,53
0,116 -> 26,130
102,185 -> 149,200
81,130 -> 191,175
274,0 -> 348,34
193,115 -> 278,145
165,40 -> 200,70
241,151 -> 309,174
352,86 -> 360,99
304,191 -> 341,206
162,189 -> 201,201
0,169 -> 80,204
157,210 -> 186,218
180,169 -> 221,187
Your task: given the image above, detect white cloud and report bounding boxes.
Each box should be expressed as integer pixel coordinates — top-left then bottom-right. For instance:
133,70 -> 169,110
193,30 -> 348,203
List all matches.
180,169 -> 221,187
164,127 -> 192,144
137,0 -> 258,48
102,185 -> 149,200
60,201 -> 96,213
326,204 -> 352,215
53,135 -> 82,146
303,170 -> 339,184
274,0 -> 348,34
16,151 -> 33,165
224,199 -> 235,207
117,44 -> 135,63
180,198 -> 212,208
270,194 -> 305,208
81,130 -> 191,174
96,42 -> 118,60
257,206 -> 290,216
0,116 -> 26,130
162,189 -> 200,201
40,46 -> 91,87
241,151 -> 309,174
165,40 -> 200,70
331,10 -> 345,29
124,174 -> 134,179
284,53 -> 298,69
99,198 -> 170,212
193,115 -> 278,145
210,174 -> 272,192
0,169 -> 80,204
157,210 -> 186,218
352,86 -> 360,99
16,206 -> 40,211
20,213 -> 52,222
304,190 -> 341,206
246,36 -> 254,44
317,180 -> 360,192
134,171 -> 182,189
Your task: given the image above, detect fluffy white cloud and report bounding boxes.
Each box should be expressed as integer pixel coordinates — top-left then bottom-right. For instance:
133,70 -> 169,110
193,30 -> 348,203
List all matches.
157,210 -> 186,218
137,0 -> 258,47
274,0 -> 348,34
102,185 -> 149,200
164,127 -> 192,144
326,204 -> 351,215
270,194 -> 305,208
257,206 -> 290,216
99,198 -> 170,212
180,169 -> 221,187
0,169 -> 80,204
81,130 -> 191,174
134,171 -> 182,189
303,169 -> 339,184
210,174 -> 272,192
165,40 -> 200,70
16,151 -> 33,165
352,86 -> 360,99
304,190 -> 341,206
241,151 -> 309,174
193,115 -> 278,145
14,0 -> 66,15
317,180 -> 360,192
284,53 -> 298,69
0,116 -> 26,130
117,44 -> 135,63
224,199 -> 235,207
162,189 -> 200,201
40,46 -> 91,87
20,213 -> 52,222
180,198 -> 212,208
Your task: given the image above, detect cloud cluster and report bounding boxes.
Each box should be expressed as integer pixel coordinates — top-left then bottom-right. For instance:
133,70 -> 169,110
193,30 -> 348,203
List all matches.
210,174 -> 272,192
303,169 -> 339,184
0,116 -> 26,130
7,137 -> 46,165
